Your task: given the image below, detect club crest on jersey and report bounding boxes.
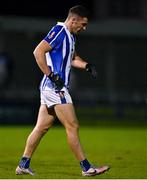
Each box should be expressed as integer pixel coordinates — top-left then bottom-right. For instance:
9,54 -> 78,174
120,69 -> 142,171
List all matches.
48,31 -> 55,39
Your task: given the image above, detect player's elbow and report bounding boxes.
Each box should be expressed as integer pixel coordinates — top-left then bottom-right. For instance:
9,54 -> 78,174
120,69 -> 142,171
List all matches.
33,47 -> 42,60
33,48 -> 38,59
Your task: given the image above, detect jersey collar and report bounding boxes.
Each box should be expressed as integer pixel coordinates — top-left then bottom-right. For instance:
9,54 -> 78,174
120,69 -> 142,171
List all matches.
57,22 -> 72,35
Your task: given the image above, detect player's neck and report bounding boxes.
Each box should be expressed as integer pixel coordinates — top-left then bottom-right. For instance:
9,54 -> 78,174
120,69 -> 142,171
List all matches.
64,19 -> 73,33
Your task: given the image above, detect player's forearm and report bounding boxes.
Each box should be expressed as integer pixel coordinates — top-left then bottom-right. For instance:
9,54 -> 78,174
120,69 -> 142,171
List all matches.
72,56 -> 88,69
33,49 -> 51,76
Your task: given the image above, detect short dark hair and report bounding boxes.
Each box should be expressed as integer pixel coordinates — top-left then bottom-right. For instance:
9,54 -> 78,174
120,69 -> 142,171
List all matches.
68,5 -> 89,18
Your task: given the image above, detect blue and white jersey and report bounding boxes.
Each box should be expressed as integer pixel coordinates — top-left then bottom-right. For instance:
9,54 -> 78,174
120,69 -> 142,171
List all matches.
40,22 -> 76,91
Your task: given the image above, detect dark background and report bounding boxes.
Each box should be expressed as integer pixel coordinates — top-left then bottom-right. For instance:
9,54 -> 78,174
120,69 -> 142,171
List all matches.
0,0 -> 147,124
0,0 -> 94,18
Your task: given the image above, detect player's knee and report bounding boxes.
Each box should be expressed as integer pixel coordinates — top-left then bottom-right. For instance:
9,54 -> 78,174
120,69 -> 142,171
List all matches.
74,123 -> 79,131
34,126 -> 49,135
41,127 -> 49,134
67,122 -> 79,133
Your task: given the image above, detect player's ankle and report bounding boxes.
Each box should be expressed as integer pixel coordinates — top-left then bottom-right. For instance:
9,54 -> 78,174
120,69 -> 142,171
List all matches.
80,159 -> 91,172
19,157 -> 31,168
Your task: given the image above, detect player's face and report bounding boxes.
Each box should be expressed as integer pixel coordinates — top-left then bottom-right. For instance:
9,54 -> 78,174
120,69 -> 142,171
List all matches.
72,17 -> 88,34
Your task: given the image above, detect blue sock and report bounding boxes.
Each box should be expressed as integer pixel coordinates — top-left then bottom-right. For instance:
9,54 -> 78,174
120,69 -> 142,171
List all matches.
19,157 -> 31,168
80,159 -> 91,172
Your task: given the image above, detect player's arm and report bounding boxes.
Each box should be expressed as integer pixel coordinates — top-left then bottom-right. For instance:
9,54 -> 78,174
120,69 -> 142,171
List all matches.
71,52 -> 87,69
71,52 -> 97,79
33,40 -> 64,90
33,40 -> 52,76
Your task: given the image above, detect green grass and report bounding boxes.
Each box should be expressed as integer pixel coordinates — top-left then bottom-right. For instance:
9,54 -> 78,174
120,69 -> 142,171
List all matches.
0,121 -> 147,179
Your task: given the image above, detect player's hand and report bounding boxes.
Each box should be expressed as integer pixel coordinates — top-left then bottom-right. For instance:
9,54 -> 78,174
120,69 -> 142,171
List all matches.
48,72 -> 64,90
85,63 -> 97,79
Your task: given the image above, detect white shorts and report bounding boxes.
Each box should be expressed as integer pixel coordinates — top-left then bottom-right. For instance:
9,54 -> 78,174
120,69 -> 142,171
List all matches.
40,88 -> 73,108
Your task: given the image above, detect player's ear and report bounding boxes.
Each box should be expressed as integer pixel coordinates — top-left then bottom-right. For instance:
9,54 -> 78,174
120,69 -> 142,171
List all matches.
71,17 -> 77,24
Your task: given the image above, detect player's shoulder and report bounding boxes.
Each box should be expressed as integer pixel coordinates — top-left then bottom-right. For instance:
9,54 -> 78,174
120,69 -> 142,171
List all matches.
45,22 -> 67,42
52,22 -> 66,34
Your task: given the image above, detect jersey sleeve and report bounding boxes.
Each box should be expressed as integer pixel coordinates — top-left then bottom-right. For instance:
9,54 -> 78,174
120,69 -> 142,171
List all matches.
44,25 -> 65,49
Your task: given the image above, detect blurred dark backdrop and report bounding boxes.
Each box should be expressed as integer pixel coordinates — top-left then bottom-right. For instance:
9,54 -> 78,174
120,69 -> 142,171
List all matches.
0,0 -> 147,124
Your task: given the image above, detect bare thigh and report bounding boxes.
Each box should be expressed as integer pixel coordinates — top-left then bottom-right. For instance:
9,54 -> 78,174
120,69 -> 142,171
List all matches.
54,103 -> 79,129
34,104 -> 56,132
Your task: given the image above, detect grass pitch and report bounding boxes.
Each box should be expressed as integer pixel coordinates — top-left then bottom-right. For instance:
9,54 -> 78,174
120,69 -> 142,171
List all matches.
0,120 -> 147,179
